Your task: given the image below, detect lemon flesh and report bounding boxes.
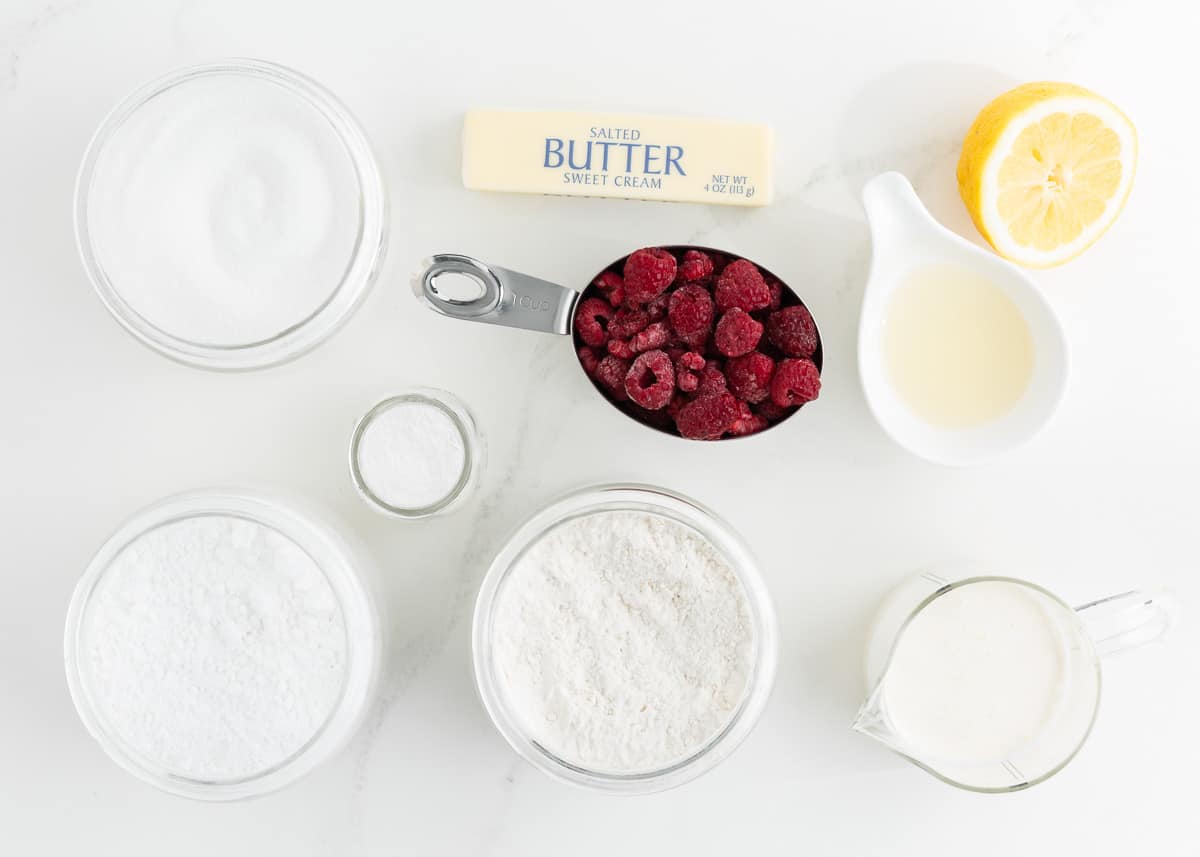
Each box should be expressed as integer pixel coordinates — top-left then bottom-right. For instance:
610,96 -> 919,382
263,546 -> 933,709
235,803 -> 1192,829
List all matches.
957,82 -> 1137,268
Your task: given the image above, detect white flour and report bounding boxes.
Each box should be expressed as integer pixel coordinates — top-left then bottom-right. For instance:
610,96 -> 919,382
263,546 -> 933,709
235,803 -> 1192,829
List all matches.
356,400 -> 466,510
491,510 -> 754,774
80,515 -> 347,782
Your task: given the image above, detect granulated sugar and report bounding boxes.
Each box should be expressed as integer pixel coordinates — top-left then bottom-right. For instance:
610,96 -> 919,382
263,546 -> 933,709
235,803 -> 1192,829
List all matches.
87,73 -> 362,346
490,510 -> 754,774
80,515 -> 347,781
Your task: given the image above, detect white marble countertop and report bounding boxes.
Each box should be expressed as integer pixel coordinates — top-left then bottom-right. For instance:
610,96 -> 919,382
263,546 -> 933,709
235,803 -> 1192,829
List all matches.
2,0 -> 1197,853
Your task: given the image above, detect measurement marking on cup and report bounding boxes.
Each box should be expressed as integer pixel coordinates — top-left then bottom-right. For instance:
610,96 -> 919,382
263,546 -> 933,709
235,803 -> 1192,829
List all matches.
1001,760 -> 1026,783
514,293 -> 551,311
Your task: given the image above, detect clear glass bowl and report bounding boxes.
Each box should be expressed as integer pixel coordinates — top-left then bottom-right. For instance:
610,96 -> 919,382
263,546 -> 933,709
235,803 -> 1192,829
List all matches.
73,59 -> 388,370
63,489 -> 382,800
348,387 -> 484,519
471,484 -> 778,794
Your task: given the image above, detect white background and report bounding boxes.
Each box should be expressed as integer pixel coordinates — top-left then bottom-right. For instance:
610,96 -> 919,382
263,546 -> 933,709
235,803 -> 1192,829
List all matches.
2,0 -> 1197,853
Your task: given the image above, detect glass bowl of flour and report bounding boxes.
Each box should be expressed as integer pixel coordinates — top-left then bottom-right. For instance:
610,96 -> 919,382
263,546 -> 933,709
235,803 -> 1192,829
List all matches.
74,59 -> 387,370
472,484 -> 778,794
63,489 -> 382,800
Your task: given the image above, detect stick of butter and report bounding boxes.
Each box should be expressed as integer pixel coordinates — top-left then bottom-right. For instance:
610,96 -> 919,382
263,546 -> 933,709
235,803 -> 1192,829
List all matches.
462,110 -> 772,206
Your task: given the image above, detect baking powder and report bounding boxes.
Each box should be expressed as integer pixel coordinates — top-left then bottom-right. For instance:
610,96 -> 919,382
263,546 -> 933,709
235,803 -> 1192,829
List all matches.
80,515 -> 347,781
491,510 -> 754,774
355,400 -> 467,510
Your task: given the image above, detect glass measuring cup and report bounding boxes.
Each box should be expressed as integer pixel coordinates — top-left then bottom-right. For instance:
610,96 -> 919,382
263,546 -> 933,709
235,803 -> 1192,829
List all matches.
412,248 -> 823,440
853,570 -> 1173,792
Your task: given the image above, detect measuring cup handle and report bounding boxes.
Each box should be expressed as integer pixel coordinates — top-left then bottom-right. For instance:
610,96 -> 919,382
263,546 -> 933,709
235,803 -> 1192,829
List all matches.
1075,589 -> 1177,657
413,254 -> 579,335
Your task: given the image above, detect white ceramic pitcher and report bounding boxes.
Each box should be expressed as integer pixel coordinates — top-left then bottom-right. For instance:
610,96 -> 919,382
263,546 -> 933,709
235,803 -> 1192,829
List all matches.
857,172 -> 1069,466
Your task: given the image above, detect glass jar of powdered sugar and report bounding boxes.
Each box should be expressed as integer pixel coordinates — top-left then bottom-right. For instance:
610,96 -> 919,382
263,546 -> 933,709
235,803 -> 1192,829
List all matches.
349,388 -> 483,519
472,484 -> 778,794
64,489 -> 382,800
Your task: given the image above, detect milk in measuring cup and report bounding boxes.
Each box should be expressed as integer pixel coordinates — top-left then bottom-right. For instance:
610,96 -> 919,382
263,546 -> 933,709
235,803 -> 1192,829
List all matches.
880,580 -> 1070,765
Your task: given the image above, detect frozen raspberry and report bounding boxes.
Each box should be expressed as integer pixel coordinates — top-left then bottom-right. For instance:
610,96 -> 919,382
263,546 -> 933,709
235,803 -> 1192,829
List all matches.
677,331 -> 710,354
593,270 -> 623,292
594,355 -> 630,401
676,392 -> 740,440
695,362 -> 727,397
668,284 -> 715,339
608,306 -> 649,340
625,349 -> 675,410
674,351 -> 706,393
728,400 -> 769,437
754,399 -> 793,422
714,308 -> 764,357
632,322 -> 670,353
678,249 -> 715,282
623,248 -> 677,304
592,271 -> 626,308
606,338 -> 635,359
646,292 -> 670,322
574,297 -> 613,347
770,358 -> 821,407
714,259 -> 771,313
765,279 -> 783,312
729,412 -> 768,437
726,352 -> 775,404
766,304 -> 819,358
666,392 -> 689,420
578,346 -> 600,376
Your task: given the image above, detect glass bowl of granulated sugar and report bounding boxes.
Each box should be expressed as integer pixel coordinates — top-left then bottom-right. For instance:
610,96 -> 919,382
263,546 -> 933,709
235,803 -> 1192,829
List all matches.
74,59 -> 387,370
64,489 -> 382,800
472,483 -> 779,794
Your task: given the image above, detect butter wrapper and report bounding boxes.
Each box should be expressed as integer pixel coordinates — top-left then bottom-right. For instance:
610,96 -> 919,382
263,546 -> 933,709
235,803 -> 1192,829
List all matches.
462,109 -> 772,206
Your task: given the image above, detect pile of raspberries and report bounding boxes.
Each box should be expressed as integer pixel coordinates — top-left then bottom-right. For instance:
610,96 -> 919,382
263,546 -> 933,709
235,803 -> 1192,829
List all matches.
574,247 -> 821,440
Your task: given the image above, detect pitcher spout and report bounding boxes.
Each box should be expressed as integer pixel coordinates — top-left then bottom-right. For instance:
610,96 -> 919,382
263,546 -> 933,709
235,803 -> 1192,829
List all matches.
860,171 -> 941,262
851,689 -> 902,750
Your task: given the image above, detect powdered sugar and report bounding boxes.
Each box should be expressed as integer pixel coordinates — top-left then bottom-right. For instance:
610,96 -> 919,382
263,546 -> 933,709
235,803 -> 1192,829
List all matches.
490,510 -> 754,774
79,515 -> 347,782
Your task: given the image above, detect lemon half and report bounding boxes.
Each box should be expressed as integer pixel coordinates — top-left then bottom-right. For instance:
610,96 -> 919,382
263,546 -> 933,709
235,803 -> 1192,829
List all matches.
957,82 -> 1137,268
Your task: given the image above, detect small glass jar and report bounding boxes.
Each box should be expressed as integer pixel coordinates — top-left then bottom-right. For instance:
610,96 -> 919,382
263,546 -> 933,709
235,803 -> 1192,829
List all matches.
63,489 -> 382,801
471,483 -> 778,794
348,388 -> 483,519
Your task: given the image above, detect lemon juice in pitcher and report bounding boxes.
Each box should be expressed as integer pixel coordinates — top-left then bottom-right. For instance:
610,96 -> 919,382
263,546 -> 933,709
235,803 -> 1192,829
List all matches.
883,264 -> 1034,429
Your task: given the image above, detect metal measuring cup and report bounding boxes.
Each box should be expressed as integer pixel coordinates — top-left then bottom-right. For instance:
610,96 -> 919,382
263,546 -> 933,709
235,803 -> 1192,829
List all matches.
413,247 -> 823,439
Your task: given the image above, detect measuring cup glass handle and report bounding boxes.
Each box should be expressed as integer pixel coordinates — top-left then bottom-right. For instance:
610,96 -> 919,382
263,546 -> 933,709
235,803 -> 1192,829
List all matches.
1075,589 -> 1177,657
413,254 -> 579,335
